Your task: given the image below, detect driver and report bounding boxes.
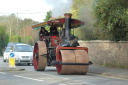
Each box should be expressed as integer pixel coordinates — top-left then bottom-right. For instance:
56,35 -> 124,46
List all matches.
49,25 -> 58,36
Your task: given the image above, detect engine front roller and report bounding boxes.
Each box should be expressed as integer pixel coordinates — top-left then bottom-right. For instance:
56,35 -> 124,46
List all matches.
33,41 -> 47,71
56,47 -> 89,75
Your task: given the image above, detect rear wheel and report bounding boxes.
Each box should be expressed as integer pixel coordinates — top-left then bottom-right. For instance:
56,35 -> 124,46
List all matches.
33,41 -> 47,71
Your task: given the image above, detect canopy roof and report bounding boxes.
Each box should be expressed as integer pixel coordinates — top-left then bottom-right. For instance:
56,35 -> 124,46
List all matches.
32,18 -> 85,30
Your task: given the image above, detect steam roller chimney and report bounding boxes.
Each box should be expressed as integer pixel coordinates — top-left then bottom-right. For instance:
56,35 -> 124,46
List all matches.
64,13 -> 72,39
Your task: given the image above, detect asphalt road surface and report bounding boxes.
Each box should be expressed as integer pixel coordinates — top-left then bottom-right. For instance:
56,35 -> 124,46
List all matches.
0,57 -> 128,85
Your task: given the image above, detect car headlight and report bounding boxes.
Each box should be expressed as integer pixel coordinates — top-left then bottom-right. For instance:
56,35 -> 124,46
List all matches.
30,56 -> 33,59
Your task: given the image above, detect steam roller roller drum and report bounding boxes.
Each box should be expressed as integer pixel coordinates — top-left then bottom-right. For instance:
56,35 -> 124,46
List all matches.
56,50 -> 89,75
33,41 -> 47,71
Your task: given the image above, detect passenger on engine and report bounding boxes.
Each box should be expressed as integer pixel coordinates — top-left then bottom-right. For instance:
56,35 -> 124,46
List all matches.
49,25 -> 58,36
39,27 -> 49,37
39,27 -> 49,40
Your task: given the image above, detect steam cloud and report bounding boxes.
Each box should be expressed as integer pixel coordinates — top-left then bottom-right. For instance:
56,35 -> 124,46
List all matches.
45,0 -> 72,17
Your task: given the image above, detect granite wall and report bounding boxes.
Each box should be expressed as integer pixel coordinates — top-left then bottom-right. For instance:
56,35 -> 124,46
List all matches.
78,40 -> 128,68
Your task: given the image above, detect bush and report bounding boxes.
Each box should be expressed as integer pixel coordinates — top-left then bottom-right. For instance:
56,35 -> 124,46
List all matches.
93,0 -> 128,41
9,35 -> 21,42
21,36 -> 32,45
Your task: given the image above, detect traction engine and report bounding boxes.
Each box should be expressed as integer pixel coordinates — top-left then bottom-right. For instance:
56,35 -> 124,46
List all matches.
32,13 -> 92,75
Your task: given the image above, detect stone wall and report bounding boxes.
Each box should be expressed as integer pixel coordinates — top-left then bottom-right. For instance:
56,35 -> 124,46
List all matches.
78,40 -> 128,68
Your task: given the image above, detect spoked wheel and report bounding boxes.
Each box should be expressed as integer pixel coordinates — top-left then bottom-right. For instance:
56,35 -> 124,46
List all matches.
56,50 -> 89,75
33,41 -> 47,71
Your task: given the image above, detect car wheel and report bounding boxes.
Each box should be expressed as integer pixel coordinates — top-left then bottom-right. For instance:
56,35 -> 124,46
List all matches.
6,59 -> 8,62
3,58 -> 6,62
3,59 -> 6,62
27,63 -> 30,65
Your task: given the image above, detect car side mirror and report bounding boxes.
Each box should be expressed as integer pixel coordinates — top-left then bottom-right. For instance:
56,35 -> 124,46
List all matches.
10,50 -> 13,52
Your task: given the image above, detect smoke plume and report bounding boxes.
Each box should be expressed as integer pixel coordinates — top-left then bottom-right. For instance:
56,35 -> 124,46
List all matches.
45,0 -> 72,17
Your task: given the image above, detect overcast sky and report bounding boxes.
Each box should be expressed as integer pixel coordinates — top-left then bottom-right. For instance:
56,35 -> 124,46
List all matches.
0,0 -> 72,22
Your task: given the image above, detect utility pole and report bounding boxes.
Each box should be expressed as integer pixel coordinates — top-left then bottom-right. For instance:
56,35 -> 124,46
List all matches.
17,12 -> 19,35
16,10 -> 30,36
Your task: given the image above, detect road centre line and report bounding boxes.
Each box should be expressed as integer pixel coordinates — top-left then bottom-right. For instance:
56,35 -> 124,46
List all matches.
69,82 -> 95,85
59,84 -> 66,85
68,83 -> 88,85
59,82 -> 95,85
41,73 -> 68,80
14,75 -> 43,81
25,69 -> 68,80
41,73 -> 95,85
0,72 -> 6,74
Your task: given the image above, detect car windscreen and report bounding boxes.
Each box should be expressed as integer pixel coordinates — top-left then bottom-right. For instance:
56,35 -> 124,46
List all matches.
14,45 -> 33,52
5,48 -> 11,52
7,43 -> 14,47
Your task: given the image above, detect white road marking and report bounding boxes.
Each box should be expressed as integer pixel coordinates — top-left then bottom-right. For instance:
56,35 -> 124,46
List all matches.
59,82 -> 95,85
41,73 -> 95,85
26,69 -> 32,71
0,72 -> 6,74
83,82 -> 96,85
14,75 -> 43,81
89,73 -> 128,80
59,84 -> 66,85
68,83 -> 86,84
41,73 -> 68,80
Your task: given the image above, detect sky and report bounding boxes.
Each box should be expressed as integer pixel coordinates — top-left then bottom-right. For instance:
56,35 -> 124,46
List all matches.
0,0 -> 72,22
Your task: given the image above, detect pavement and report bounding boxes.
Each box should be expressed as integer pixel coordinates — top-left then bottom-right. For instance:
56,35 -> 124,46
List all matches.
88,65 -> 128,79
0,57 -> 25,72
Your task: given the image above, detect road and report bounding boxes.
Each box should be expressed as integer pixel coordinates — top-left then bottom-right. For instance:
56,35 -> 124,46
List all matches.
0,57 -> 128,85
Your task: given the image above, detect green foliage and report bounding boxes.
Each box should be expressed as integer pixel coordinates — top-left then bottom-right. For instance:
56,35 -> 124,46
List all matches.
43,10 -> 52,21
72,0 -> 101,40
93,0 -> 128,41
21,36 -> 32,45
105,63 -> 108,67
0,25 -> 9,55
43,10 -> 52,32
0,13 -> 39,45
9,35 -> 21,42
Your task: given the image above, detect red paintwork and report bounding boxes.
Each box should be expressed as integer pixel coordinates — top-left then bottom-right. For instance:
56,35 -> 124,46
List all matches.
47,18 -> 85,25
32,18 -> 85,29
50,36 -> 58,47
33,43 -> 38,70
39,36 -> 45,41
40,36 -> 60,47
56,50 -> 62,74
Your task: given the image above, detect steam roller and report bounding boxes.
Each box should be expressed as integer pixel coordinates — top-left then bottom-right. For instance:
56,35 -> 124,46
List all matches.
32,13 -> 92,75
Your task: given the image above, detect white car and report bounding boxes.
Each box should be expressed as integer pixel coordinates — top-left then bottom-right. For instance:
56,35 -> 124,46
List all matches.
10,43 -> 33,65
3,47 -> 11,62
32,46 -> 34,49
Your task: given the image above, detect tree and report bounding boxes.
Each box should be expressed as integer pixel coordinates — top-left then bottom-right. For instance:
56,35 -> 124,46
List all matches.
71,0 -> 102,40
43,10 -> 52,21
9,35 -> 21,42
0,25 -> 9,55
43,10 -> 52,32
93,0 -> 128,41
0,14 -> 17,37
0,14 -> 39,45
